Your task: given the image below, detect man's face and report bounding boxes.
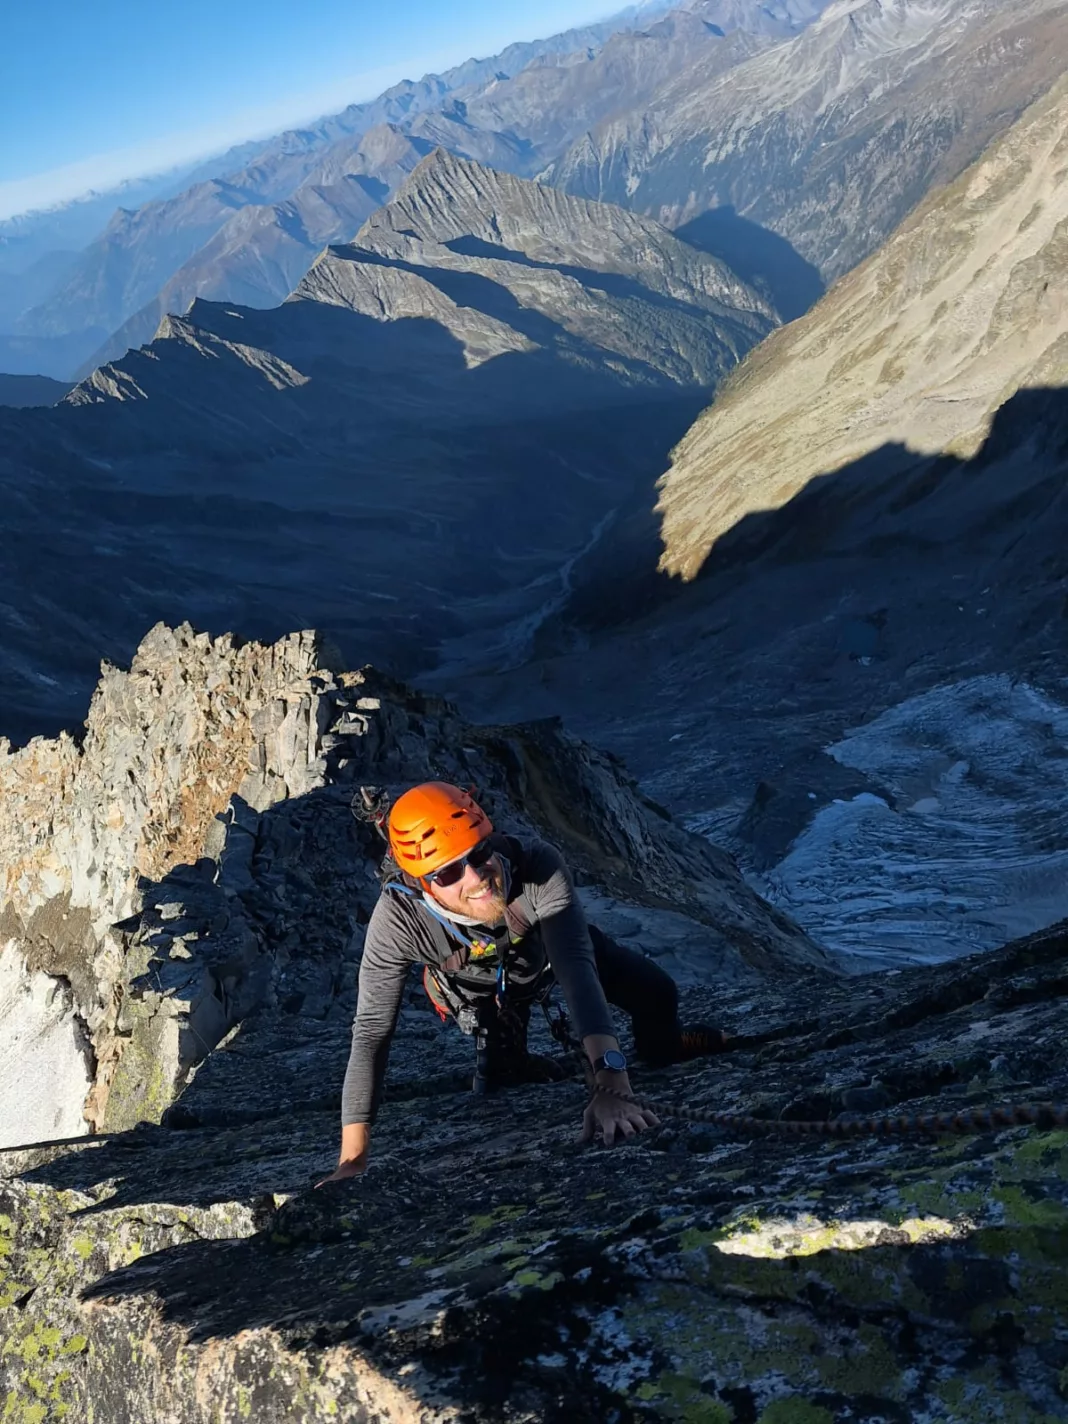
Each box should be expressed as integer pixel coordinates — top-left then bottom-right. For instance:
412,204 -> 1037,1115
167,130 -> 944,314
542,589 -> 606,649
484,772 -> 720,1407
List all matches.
426,850 -> 506,923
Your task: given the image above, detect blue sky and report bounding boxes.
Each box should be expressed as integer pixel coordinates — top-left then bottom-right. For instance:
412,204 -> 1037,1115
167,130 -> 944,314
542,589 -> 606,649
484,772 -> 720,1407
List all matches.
0,1 -> 621,218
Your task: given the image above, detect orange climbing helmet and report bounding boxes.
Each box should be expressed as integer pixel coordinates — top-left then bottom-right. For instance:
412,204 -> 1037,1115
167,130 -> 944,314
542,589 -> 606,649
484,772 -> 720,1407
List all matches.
387,782 -> 493,879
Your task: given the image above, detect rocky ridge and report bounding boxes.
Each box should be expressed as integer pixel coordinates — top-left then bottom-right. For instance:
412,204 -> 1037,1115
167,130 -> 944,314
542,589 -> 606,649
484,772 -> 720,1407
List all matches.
319,149 -> 773,385
65,150 -> 774,418
0,630 -> 1066,1418
0,622 -> 823,1156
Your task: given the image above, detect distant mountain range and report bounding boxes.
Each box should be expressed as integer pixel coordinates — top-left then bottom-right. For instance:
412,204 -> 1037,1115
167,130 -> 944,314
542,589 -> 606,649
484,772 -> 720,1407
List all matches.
0,165 -> 226,277
70,134 -> 426,375
549,0 -> 1068,278
2,0 -> 831,379
0,156 -> 769,740
10,0 -> 1066,384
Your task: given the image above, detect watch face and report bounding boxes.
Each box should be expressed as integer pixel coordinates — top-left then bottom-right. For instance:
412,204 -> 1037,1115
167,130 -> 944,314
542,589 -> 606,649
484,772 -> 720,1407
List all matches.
602,1049 -> 627,1072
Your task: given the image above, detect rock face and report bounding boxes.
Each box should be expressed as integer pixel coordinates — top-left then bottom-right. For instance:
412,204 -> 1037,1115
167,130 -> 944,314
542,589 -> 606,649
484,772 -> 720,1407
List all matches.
0,622 -> 824,1155
0,945 -> 92,1148
549,0 -> 1068,283
3,852 -> 1068,1417
0,624 -> 348,1145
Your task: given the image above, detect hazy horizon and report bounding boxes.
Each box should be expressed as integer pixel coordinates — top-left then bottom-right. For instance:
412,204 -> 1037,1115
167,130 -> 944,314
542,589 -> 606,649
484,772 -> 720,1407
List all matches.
0,0 -> 627,222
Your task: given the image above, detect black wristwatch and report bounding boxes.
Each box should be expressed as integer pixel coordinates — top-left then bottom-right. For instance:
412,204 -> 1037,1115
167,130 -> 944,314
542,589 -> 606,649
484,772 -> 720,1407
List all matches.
592,1049 -> 627,1074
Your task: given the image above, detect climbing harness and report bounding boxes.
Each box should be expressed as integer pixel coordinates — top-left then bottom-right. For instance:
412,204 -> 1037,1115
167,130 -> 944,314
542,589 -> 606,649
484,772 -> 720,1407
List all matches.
361,795 -> 558,1095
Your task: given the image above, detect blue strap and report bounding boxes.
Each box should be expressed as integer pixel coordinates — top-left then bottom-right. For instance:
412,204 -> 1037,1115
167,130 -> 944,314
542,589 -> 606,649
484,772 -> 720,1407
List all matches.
386,879 -> 479,951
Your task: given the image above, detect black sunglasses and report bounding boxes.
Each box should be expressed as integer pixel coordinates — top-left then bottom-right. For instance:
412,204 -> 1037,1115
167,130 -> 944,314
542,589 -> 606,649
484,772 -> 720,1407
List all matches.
425,839 -> 495,888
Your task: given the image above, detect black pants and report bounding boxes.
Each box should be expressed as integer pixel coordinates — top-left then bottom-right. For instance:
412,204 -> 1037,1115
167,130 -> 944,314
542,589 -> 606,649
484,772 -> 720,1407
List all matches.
477,926 -> 682,1067
587,925 -> 683,1065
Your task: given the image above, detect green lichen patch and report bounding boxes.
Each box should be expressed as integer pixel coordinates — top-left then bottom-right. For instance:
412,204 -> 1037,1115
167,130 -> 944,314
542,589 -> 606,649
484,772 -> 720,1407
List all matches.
6,915 -> 1068,1419
636,1371 -> 733,1421
757,1403 -> 835,1424
711,1210 -> 959,1259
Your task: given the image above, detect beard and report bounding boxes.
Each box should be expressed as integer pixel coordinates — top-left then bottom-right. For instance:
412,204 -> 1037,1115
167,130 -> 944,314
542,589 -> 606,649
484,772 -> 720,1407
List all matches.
459,866 -> 507,922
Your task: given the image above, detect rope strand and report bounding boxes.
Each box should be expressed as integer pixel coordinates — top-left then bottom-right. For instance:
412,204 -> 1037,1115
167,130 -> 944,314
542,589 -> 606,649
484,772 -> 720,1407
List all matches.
593,1084 -> 1068,1137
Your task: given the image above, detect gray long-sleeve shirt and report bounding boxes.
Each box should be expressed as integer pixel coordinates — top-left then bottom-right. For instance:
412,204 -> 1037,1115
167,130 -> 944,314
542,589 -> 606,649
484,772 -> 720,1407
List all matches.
342,838 -> 615,1124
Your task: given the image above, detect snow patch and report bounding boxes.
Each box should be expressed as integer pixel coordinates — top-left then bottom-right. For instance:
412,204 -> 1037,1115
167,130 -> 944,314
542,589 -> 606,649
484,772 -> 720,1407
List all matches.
746,676 -> 1068,967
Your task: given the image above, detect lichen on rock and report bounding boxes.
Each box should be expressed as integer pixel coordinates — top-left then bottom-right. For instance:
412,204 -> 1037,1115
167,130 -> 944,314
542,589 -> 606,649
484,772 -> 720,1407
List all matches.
6,915 -> 1068,1420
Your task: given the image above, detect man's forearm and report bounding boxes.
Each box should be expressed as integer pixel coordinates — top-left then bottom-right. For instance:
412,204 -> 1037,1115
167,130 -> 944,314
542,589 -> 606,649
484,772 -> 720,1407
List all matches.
341,1019 -> 394,1127
582,1032 -> 632,1092
339,1121 -> 371,1165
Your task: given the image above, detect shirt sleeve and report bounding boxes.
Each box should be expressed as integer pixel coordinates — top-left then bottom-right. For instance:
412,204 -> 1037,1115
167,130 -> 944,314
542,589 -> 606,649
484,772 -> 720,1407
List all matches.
523,841 -> 616,1042
341,893 -> 417,1126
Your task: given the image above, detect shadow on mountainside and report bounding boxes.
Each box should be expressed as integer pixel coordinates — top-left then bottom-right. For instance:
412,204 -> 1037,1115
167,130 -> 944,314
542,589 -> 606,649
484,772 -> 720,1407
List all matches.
438,386 -> 1068,892
439,235 -> 753,323
674,206 -> 825,323
0,274 -> 716,745
547,384 -> 1068,649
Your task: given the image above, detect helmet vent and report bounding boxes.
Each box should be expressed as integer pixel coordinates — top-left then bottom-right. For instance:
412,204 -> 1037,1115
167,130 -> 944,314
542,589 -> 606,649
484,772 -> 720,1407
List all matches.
386,782 -> 493,878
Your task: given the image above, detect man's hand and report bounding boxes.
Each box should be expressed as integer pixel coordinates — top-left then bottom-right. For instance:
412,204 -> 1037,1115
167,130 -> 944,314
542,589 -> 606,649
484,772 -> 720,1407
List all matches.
315,1122 -> 370,1187
580,1089 -> 660,1146
577,1032 -> 659,1146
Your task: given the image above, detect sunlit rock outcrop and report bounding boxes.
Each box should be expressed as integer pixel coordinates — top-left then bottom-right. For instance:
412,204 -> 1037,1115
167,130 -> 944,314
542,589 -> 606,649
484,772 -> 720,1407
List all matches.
657,72 -> 1068,579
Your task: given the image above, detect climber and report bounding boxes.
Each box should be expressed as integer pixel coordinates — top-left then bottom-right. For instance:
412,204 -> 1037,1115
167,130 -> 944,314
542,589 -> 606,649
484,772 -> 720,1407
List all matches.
321,781 -> 726,1183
